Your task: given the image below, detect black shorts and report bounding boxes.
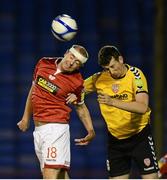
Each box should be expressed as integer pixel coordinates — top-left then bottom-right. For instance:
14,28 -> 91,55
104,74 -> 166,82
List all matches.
107,124 -> 159,177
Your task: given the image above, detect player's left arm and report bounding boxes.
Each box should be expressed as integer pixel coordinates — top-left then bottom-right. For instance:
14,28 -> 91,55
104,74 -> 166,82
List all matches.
66,73 -> 99,104
98,92 -> 149,114
66,93 -> 77,104
74,103 -> 95,145
98,68 -> 149,114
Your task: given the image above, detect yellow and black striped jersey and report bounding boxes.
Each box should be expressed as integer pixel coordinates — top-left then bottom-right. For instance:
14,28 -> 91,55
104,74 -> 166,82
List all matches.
84,64 -> 151,139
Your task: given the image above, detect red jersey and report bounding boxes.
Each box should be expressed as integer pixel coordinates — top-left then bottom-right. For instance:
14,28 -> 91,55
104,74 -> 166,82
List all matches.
31,57 -> 84,123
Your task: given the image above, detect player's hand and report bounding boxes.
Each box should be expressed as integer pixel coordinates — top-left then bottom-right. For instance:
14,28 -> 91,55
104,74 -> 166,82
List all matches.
98,93 -> 113,106
17,119 -> 30,132
74,130 -> 95,146
66,93 -> 77,104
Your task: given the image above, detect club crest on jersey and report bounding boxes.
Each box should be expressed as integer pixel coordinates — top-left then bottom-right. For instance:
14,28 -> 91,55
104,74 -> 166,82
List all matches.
36,75 -> 59,94
144,158 -> 151,167
112,84 -> 119,93
49,74 -> 56,80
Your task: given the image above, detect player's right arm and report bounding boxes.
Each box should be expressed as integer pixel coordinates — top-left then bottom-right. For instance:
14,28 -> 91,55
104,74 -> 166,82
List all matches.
66,73 -> 99,104
74,103 -> 95,145
97,68 -> 149,114
17,84 -> 33,132
17,59 -> 41,131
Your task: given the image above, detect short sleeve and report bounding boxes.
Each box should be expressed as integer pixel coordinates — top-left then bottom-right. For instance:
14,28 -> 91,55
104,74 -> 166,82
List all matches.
84,72 -> 101,94
131,67 -> 148,94
33,58 -> 43,81
74,85 -> 85,105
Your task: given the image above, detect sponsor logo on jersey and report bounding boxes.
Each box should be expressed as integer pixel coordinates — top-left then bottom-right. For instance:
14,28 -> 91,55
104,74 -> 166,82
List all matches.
36,75 -> 59,94
112,84 -> 119,93
135,78 -> 144,91
111,93 -> 128,100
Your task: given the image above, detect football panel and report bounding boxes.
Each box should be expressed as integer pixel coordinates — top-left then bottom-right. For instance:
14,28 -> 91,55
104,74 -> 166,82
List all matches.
51,20 -> 67,33
62,32 -> 77,41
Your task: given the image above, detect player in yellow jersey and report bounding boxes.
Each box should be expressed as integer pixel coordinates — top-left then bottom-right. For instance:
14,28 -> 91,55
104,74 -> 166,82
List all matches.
85,45 -> 159,178
68,45 -> 159,178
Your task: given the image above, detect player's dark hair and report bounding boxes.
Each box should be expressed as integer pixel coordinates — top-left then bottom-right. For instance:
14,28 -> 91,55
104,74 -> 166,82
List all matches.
98,45 -> 121,66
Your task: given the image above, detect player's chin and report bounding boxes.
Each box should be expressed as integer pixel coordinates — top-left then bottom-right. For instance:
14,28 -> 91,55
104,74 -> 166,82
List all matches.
111,74 -> 119,79
64,67 -> 75,73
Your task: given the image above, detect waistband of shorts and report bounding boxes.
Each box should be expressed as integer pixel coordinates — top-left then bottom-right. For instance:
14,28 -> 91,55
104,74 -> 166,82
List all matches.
34,121 -> 49,127
108,123 -> 151,142
34,120 -> 68,126
34,122 -> 69,131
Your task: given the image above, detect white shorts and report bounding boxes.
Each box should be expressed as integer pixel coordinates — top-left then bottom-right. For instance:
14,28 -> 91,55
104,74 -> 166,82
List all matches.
33,123 -> 70,171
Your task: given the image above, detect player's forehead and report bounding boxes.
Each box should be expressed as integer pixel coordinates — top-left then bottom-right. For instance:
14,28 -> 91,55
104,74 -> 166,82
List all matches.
69,46 -> 87,64
103,57 -> 117,67
71,54 -> 82,64
66,51 -> 82,65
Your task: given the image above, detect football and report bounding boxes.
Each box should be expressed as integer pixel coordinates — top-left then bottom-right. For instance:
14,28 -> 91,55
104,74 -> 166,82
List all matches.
51,14 -> 78,41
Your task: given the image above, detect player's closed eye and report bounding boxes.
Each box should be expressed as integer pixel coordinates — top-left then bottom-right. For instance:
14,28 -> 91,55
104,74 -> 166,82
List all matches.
103,68 -> 109,71
70,60 -> 81,67
103,66 -> 112,70
74,60 -> 81,66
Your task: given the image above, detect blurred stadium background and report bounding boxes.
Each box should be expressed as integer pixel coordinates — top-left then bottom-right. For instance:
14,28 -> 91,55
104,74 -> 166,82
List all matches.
0,0 -> 166,178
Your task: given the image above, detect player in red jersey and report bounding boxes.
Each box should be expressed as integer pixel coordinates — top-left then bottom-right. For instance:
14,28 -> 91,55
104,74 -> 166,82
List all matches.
17,44 -> 95,179
158,154 -> 167,178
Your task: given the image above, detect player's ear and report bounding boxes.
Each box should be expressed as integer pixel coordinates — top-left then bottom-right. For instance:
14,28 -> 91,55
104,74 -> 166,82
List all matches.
118,56 -> 124,64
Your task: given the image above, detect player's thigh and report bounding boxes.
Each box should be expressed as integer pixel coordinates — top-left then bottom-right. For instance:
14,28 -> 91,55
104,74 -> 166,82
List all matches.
34,123 -> 70,170
141,172 -> 158,179
109,173 -> 129,179
107,148 -> 131,178
42,124 -> 70,168
33,130 -> 43,170
132,134 -> 159,175
43,168 -> 68,179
